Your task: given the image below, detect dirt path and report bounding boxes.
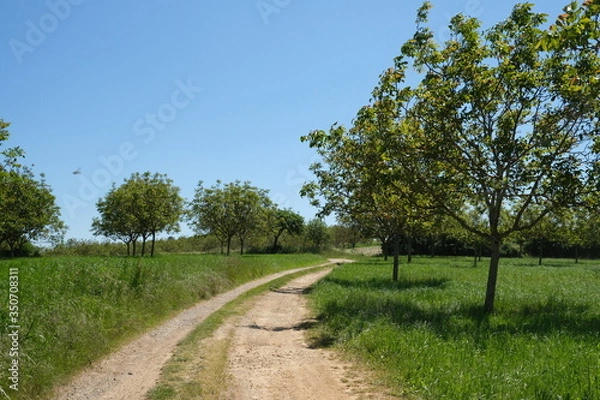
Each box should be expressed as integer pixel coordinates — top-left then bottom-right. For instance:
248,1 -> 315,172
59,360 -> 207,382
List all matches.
220,268 -> 394,399
52,260 -> 347,400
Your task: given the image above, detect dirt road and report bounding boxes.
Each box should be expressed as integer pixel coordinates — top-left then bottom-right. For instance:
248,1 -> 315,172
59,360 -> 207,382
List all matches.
53,259 -> 393,400
221,268 -> 393,399
52,261 -> 340,400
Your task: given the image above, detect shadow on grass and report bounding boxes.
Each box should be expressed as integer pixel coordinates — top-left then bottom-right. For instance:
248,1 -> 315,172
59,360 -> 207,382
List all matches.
315,277 -> 599,343
324,276 -> 450,291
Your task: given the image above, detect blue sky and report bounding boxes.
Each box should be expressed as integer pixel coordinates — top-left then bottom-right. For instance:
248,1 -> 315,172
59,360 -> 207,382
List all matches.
0,0 -> 572,241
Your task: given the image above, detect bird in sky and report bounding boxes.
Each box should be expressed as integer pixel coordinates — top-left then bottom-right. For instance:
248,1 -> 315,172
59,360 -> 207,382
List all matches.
72,168 -> 82,175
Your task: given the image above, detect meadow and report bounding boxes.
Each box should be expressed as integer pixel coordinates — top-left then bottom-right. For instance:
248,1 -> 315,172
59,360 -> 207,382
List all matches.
308,256 -> 600,399
0,253 -> 327,400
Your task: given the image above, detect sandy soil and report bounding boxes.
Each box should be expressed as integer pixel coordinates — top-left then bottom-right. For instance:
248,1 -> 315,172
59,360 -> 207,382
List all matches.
221,268 -> 395,400
52,261 -> 339,400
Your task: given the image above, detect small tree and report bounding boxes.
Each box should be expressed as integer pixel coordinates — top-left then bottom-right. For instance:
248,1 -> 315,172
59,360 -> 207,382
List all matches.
264,207 -> 304,252
188,180 -> 271,255
304,219 -> 329,252
92,184 -> 140,256
0,120 -> 65,256
92,172 -> 183,256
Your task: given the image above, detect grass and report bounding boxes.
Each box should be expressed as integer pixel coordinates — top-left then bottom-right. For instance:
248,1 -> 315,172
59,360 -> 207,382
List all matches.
146,267 -> 328,400
0,253 -> 327,400
308,256 -> 600,399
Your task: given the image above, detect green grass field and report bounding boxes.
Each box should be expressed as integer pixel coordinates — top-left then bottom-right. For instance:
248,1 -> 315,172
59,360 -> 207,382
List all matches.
308,256 -> 600,399
0,253 -> 327,400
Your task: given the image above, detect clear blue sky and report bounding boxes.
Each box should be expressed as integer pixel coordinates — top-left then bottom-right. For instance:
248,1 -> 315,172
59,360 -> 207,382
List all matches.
0,0 -> 571,241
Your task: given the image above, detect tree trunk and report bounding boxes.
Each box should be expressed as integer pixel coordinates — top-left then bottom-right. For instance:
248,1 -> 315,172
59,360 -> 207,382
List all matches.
392,234 -> 400,282
132,239 -> 137,257
538,241 -> 543,266
240,237 -> 245,255
575,247 -> 579,264
150,231 -> 156,257
484,237 -> 501,314
126,241 -> 131,257
430,235 -> 436,257
407,235 -> 413,264
272,234 -> 281,253
141,237 -> 147,257
226,236 -> 232,256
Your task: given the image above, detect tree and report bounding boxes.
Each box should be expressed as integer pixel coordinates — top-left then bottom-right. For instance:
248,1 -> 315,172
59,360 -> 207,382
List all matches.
377,2 -> 600,313
188,181 -> 271,255
92,172 -> 183,256
0,120 -> 65,256
304,218 -> 329,251
0,170 -> 65,256
264,207 -> 304,252
92,184 -> 140,256
329,221 -> 362,250
302,104 -> 432,280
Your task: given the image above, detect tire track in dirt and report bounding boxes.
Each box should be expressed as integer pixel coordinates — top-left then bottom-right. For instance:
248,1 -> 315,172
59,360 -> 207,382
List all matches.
52,260 -> 348,400
221,268 -> 395,400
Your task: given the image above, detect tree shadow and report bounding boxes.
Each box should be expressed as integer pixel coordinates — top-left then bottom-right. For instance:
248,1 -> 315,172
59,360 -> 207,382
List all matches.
324,276 -> 450,291
315,278 -> 600,343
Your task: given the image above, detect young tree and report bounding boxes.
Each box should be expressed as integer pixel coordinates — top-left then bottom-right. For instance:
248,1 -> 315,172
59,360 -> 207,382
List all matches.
0,120 -> 65,256
304,218 -> 330,252
264,207 -> 304,252
188,180 -> 271,255
92,172 -> 183,256
379,2 -> 600,313
302,104 -> 432,280
92,184 -> 140,256
0,170 -> 65,256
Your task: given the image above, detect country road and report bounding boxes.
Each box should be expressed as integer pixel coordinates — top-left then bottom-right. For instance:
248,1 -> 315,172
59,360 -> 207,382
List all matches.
52,259 -> 376,400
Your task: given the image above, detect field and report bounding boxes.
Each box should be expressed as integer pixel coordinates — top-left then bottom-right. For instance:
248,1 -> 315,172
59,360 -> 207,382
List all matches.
0,253 -> 327,400
308,256 -> 600,399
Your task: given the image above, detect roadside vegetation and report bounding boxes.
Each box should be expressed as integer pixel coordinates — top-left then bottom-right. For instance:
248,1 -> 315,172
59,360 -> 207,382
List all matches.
308,256 -> 600,399
0,253 -> 327,399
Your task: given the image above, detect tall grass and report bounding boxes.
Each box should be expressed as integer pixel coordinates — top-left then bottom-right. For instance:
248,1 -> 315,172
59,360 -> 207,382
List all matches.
309,257 -> 600,399
0,253 -> 326,399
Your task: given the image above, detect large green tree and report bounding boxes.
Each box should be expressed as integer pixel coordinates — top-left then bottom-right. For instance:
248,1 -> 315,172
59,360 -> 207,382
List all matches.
379,2 -> 600,312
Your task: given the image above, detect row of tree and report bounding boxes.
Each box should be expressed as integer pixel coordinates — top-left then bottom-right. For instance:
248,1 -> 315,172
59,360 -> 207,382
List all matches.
91,176 -> 308,256
301,1 -> 600,313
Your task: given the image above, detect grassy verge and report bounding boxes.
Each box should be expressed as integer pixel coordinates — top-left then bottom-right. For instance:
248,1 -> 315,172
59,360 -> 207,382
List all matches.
0,253 -> 327,400
146,267 -> 328,400
308,256 -> 600,399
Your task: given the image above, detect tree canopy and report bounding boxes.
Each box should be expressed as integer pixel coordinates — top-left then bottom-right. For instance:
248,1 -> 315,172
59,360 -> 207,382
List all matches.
301,1 -> 600,313
188,180 -> 272,255
0,119 -> 65,256
92,172 -> 184,256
